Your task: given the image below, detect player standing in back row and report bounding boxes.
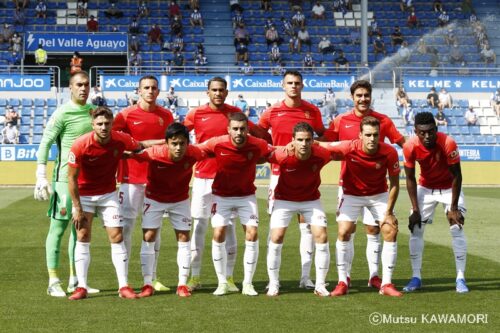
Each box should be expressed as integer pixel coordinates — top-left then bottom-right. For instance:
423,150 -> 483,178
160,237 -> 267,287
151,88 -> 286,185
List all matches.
402,111 -> 468,293
258,70 -> 325,289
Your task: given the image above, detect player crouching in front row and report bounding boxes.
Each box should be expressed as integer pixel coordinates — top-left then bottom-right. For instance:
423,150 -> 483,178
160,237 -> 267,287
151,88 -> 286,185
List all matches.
67,107 -> 162,300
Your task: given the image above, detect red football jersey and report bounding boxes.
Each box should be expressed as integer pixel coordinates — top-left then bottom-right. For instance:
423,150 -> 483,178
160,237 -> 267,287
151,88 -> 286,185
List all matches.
68,131 -> 140,196
325,139 -> 400,196
258,100 -> 325,175
268,145 -> 332,201
134,145 -> 206,203
113,104 -> 174,184
184,103 -> 247,179
403,132 -> 460,189
200,135 -> 273,197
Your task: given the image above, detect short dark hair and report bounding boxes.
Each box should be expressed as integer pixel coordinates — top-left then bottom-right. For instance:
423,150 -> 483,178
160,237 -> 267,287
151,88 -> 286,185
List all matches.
293,122 -> 314,137
207,76 -> 227,89
138,75 -> 158,88
228,112 -> 248,123
91,106 -> 114,120
283,69 -> 303,81
165,122 -> 190,142
360,116 -> 380,132
414,111 -> 436,126
350,79 -> 372,95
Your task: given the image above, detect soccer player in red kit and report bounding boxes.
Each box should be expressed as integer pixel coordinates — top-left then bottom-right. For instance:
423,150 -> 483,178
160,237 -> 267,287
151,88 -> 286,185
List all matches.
199,113 -> 274,296
132,123 -> 207,298
113,75 -> 174,292
266,122 -> 331,297
321,116 -> 402,297
323,79 -> 405,290
258,70 -> 325,289
184,77 -> 270,292
67,107 -> 147,300
402,112 -> 468,293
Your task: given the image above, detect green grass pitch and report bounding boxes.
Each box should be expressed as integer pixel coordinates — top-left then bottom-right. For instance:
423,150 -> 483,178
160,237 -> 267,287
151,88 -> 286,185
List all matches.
0,186 -> 499,332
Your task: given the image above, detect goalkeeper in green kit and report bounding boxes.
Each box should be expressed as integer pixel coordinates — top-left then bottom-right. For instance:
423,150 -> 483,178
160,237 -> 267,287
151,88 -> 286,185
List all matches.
35,72 -> 99,297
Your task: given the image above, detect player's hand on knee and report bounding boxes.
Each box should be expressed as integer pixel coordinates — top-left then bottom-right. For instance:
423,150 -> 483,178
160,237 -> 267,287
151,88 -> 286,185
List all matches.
408,210 -> 422,233
72,208 -> 87,230
382,213 -> 399,231
447,209 -> 464,229
34,164 -> 52,201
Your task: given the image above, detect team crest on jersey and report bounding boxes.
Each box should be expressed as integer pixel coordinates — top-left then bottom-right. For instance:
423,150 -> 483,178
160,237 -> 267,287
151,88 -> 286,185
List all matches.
158,117 -> 164,127
393,161 -> 400,169
375,162 -> 382,169
304,111 -> 311,119
247,152 -> 253,160
113,149 -> 118,157
184,162 -> 190,169
449,150 -> 458,159
68,152 -> 76,164
312,164 -> 318,172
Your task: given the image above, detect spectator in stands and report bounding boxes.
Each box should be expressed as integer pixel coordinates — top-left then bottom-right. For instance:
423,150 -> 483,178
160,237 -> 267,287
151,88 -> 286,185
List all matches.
292,10 -> 306,29
166,87 -> 178,108
491,88 -> 500,118
427,87 -> 439,108
235,42 -> 248,65
235,94 -> 250,116
438,11 -> 449,27
458,61 -> 469,75
169,1 -> 181,19
400,0 -> 413,13
163,60 -> 173,75
2,122 -> 19,144
303,52 -> 314,71
14,0 -> 29,10
173,51 -> 185,68
396,87 -> 411,113
35,0 -> 47,19
131,61 -> 141,76
229,0 -> 243,13
129,34 -> 140,52
391,26 -> 404,46
77,0 -> 88,18
480,45 -> 496,64
403,105 -> 415,127
190,8 -> 203,29
129,17 -> 140,34
195,43 -> 205,56
127,88 -> 139,105
11,33 -> 22,53
433,0 -> 443,12
7,51 -> 21,71
297,27 -> 311,52
240,61 -> 254,75
334,51 -> 349,73
460,0 -> 474,14
373,35 -> 387,59
435,109 -> 448,126
262,0 -> 272,11
407,11 -> 419,29
323,87 -> 336,119
464,106 -> 478,126
105,3 -> 123,18
87,15 -> 98,32
189,0 -> 200,10
444,29 -> 457,46
469,13 -> 477,23
172,16 -> 184,36
128,51 -> 142,66
289,33 -> 299,54
137,1 -> 149,18
90,86 -> 106,106
332,0 -> 347,14
397,41 -> 411,64
264,18 -> 275,32
368,16 -> 382,40
70,51 -> 83,74
234,23 -> 250,47
318,36 -> 334,55
13,7 -> 25,25
148,24 -> 163,45
172,32 -> 184,52
271,62 -> 286,76
269,42 -> 281,64
438,88 -> 453,110
35,43 -> 47,65
348,28 -> 361,45
265,26 -> 281,47
289,0 -> 303,12
232,10 -> 244,29
281,16 -> 294,37
416,38 -> 427,54
311,2 -> 325,19
449,43 -> 464,64
4,106 -> 19,126
0,23 -> 14,44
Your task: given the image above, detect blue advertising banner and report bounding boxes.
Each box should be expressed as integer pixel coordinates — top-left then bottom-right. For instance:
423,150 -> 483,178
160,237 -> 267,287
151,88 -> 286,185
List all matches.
0,145 -> 58,161
229,75 -> 356,92
404,76 -> 500,92
167,75 -> 228,91
0,74 -> 51,91
25,32 -> 128,53
394,145 -> 500,161
101,75 -> 142,91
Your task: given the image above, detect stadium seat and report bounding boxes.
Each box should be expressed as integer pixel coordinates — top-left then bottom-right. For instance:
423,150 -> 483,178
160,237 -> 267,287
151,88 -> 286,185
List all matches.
33,125 -> 44,135
9,98 -> 20,107
47,99 -> 57,107
469,126 -> 480,135
474,136 -> 486,145
105,99 -> 116,107
22,99 -> 33,107
34,107 -> 45,117
459,126 -> 470,135
34,116 -> 44,126
0,98 -> 6,107
34,98 -> 45,107
117,99 -> 128,107
32,134 -> 43,144
464,136 -> 475,145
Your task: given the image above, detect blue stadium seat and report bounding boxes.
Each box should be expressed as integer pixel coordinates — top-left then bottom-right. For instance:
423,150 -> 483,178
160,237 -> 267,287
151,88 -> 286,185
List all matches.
453,135 -> 464,145
47,107 -> 56,117
485,135 -> 496,145
177,107 -> 188,116
469,126 -> 480,135
438,125 -> 447,133
34,116 -> 44,125
47,99 -> 57,107
32,134 -> 43,144
106,99 -> 116,107
459,126 -> 470,135
34,107 -> 45,117
34,98 -> 45,107
464,136 -> 475,145
22,98 -> 33,107
19,125 -> 30,134
33,125 -> 44,134
448,126 -> 460,136
21,115 -> 31,125
474,136 -> 486,144
455,118 -> 467,126
117,99 -> 128,107
0,98 -> 6,107
9,98 -> 20,107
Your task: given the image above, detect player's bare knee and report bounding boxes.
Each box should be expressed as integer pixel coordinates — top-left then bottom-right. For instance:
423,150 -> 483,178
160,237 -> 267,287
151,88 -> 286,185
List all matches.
365,224 -> 380,235
381,224 -> 398,242
245,226 -> 258,242
176,230 -> 190,242
107,227 -> 123,243
337,222 -> 354,241
270,228 -> 285,244
143,229 -> 157,242
212,226 -> 226,243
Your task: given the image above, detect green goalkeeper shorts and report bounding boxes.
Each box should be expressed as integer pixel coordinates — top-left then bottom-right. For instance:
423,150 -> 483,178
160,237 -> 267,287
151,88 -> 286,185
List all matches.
47,182 -> 72,221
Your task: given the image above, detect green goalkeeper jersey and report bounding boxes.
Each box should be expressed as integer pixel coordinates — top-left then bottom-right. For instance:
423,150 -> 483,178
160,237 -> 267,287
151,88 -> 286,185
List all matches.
37,101 -> 95,183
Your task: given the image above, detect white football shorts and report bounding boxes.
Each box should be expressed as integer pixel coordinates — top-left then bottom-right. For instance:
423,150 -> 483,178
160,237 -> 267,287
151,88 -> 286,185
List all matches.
142,197 -> 192,231
336,192 -> 388,226
270,199 -> 327,229
267,174 -> 279,214
337,186 -> 375,225
77,191 -> 122,228
416,185 -> 467,223
118,183 -> 146,219
211,195 -> 259,228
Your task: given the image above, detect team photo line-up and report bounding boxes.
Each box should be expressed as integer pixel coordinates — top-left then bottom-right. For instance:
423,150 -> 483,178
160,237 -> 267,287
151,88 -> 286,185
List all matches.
34,70 -> 467,300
